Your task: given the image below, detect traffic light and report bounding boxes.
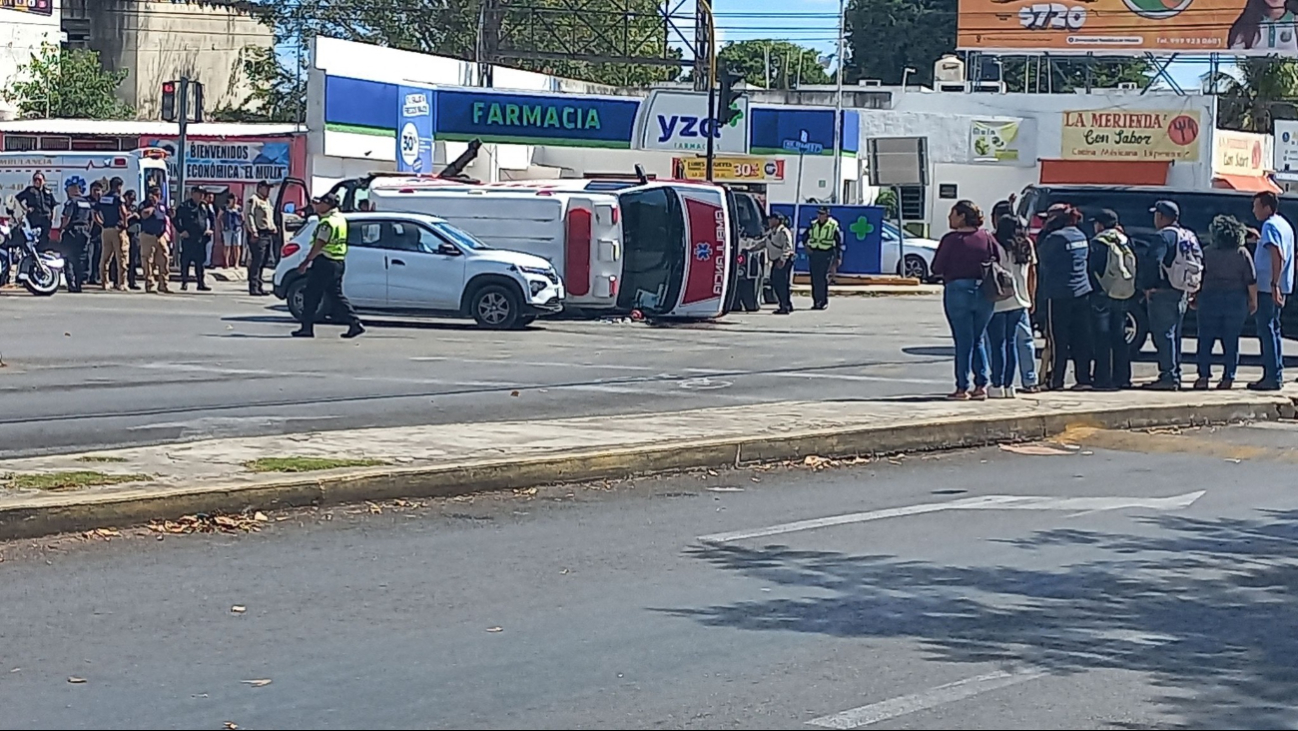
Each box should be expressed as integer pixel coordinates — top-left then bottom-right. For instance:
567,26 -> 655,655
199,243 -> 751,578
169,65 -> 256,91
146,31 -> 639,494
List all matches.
718,62 -> 744,127
161,80 -> 178,122
191,81 -> 205,123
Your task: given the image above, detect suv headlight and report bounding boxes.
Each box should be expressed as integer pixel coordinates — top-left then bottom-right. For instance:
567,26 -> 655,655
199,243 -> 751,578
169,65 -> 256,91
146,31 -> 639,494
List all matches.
517,264 -> 559,283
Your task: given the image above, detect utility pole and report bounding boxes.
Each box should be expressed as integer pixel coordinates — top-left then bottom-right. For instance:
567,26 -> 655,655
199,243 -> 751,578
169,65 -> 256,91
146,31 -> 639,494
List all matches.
177,77 -> 190,199
830,0 -> 847,204
701,0 -> 717,180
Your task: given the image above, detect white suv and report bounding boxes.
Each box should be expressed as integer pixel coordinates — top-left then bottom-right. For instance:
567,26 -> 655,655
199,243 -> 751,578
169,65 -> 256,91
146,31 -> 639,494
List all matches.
273,212 -> 564,329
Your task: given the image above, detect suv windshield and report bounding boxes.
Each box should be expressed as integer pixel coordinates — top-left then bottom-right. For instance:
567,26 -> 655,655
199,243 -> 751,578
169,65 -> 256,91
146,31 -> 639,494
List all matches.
430,220 -> 489,250
618,186 -> 685,313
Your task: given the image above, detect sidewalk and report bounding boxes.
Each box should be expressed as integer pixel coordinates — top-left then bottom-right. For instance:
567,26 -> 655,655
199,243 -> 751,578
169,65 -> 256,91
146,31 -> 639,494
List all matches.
2,387 -> 1294,539
791,283 -> 942,298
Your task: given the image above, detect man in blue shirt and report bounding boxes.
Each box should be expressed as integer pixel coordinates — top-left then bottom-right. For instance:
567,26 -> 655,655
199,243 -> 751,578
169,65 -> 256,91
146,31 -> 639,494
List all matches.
1250,191 -> 1294,390
95,176 -> 129,290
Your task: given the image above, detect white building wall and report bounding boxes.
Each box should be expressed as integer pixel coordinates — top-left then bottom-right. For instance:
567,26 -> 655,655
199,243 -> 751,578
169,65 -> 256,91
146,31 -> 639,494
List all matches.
0,3 -> 62,121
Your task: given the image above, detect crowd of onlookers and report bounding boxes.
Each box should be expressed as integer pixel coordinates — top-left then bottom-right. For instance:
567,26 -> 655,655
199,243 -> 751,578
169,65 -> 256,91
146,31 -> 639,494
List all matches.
931,191 -> 1294,399
10,172 -> 277,296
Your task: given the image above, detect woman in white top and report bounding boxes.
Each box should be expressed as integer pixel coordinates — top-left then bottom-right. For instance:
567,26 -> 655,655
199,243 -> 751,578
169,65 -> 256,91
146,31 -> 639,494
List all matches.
986,215 -> 1037,398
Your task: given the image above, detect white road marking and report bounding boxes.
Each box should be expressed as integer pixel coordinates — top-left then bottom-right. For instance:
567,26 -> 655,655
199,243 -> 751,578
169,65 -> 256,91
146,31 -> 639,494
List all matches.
806,668 -> 1048,729
698,491 -> 1205,543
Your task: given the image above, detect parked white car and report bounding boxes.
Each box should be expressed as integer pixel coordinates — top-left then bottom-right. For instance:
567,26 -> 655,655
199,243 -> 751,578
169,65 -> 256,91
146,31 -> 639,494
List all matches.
273,212 -> 565,329
880,222 -> 939,281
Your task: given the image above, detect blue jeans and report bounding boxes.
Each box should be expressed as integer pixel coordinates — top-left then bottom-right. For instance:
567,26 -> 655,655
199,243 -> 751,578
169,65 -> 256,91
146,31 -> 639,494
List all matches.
1255,295 -> 1285,384
944,279 -> 994,391
1147,289 -> 1187,383
1014,312 -> 1038,387
988,308 -> 1028,388
1196,290 -> 1250,381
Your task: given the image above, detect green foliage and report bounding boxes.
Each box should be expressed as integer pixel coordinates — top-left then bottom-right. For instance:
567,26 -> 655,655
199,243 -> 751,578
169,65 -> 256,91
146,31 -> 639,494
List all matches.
1000,57 -> 1150,94
2,44 -> 133,120
253,0 -> 680,87
1207,58 -> 1298,133
716,40 -> 831,89
845,0 -> 955,86
211,45 -> 306,123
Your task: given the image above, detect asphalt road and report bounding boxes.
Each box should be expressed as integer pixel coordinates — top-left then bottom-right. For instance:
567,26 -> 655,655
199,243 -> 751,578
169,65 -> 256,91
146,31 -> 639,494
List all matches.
0,285 -> 964,457
4,422 -> 1298,729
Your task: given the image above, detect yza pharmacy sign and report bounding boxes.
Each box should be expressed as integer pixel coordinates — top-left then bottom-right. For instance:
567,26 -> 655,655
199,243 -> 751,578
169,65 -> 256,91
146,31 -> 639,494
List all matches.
634,89 -> 749,155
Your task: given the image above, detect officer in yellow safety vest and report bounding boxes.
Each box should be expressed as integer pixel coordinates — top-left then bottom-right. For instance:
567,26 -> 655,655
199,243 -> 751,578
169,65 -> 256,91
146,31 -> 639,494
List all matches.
802,206 -> 843,310
291,193 -> 365,339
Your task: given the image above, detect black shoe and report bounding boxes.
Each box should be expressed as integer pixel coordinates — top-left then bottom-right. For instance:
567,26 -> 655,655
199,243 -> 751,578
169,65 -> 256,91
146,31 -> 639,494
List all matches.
1142,380 -> 1180,391
812,303 -> 827,311
197,285 -> 211,291
342,323 -> 366,339
290,329 -> 314,338
1247,380 -> 1282,391
128,284 -> 141,290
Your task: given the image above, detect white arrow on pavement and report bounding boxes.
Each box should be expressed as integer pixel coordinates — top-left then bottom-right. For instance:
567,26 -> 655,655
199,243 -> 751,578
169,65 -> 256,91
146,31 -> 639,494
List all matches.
697,491 -> 1205,544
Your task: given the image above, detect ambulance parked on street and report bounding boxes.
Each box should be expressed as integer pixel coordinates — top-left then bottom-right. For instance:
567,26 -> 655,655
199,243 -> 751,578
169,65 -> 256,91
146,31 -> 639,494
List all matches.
0,149 -> 171,234
367,179 -> 738,320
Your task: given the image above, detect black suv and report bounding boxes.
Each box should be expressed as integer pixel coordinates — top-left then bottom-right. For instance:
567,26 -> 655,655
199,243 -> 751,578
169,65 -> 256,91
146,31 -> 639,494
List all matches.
1017,184 -> 1298,354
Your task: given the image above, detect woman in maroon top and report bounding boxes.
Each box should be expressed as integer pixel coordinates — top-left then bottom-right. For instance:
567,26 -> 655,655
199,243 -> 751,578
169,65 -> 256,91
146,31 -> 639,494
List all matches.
932,200 -> 1000,400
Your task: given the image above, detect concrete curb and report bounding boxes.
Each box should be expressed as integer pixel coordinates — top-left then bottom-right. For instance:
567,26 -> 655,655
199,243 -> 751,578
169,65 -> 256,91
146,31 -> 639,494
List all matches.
0,397 -> 1290,541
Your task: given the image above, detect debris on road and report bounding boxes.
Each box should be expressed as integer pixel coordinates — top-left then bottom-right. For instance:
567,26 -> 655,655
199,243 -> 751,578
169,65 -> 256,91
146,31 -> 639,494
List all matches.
67,676 -> 85,684
241,679 -> 272,687
486,626 -> 503,633
147,513 -> 262,535
230,605 -> 246,614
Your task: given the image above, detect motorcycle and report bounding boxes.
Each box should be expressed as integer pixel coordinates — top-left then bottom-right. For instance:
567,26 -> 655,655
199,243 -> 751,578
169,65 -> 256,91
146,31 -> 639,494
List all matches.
1,208 -> 63,296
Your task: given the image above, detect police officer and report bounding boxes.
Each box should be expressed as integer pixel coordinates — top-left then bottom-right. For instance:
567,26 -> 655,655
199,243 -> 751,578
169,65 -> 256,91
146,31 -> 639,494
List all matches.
122,189 -> 142,289
246,181 -> 275,295
16,172 -> 56,250
137,187 -> 171,294
802,206 -> 843,310
86,180 -> 104,284
764,213 -> 796,315
59,177 -> 94,293
292,193 -> 364,339
96,177 -> 129,289
175,186 -> 211,291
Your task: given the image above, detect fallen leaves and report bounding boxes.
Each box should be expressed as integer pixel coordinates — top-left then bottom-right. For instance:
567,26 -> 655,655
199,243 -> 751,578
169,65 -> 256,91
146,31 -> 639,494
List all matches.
148,512 -> 264,535
67,676 -> 86,684
82,527 -> 122,541
513,487 -> 538,497
241,679 -> 272,687
800,455 -> 872,471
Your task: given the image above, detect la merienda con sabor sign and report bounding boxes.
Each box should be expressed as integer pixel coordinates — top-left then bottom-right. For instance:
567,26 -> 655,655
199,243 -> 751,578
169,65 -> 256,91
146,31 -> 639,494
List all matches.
1060,109 -> 1202,162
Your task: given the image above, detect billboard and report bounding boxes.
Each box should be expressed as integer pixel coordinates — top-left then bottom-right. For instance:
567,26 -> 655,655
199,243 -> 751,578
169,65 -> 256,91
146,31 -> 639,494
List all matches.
1060,109 -> 1202,161
957,0 -> 1286,55
969,119 -> 1036,165
397,86 -> 435,174
1213,129 -> 1271,177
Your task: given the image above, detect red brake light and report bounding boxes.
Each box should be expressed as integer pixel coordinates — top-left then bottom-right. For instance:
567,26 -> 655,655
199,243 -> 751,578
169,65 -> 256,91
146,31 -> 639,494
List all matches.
281,242 -> 301,257
565,208 -> 592,297
610,207 -> 619,225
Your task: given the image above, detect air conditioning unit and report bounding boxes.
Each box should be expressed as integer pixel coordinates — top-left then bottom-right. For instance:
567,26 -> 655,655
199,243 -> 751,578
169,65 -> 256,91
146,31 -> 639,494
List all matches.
1117,81 -> 1139,90
858,79 -> 883,87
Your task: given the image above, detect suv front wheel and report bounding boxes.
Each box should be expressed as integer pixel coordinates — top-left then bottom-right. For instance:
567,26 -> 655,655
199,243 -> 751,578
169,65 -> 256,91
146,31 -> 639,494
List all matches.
471,283 -> 523,330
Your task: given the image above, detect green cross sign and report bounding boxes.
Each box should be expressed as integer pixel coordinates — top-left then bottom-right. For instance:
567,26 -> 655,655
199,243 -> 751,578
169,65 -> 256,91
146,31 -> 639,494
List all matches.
849,216 -> 875,239
726,105 -> 745,128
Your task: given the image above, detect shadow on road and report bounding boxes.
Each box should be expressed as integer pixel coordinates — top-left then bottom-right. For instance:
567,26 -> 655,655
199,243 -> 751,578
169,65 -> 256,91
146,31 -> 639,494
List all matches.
668,511 -> 1298,729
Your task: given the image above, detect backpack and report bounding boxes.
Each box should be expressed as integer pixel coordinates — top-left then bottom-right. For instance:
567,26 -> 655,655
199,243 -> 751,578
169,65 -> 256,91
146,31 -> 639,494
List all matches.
1162,226 -> 1203,294
1096,230 -> 1137,300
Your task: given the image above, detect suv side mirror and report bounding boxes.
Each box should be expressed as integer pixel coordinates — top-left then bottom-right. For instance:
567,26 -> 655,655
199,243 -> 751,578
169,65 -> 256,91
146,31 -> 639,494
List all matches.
436,243 -> 461,257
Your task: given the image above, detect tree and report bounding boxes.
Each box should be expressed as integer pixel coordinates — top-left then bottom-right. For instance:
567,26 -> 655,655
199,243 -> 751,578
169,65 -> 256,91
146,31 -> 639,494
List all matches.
252,0 -> 680,87
1206,58 -> 1298,133
716,40 -> 831,89
845,0 -> 956,86
2,44 -> 133,119
211,46 -> 307,123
